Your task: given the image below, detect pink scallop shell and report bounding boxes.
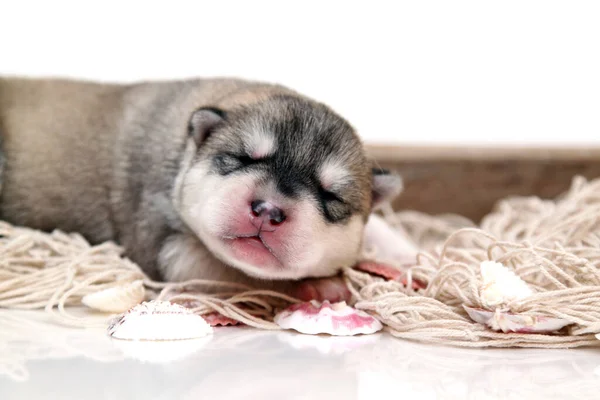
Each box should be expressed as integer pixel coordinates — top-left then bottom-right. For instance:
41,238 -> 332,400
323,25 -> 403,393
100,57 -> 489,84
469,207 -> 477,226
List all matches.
202,312 -> 243,327
169,299 -> 243,327
274,300 -> 382,336
355,261 -> 426,290
463,305 -> 572,333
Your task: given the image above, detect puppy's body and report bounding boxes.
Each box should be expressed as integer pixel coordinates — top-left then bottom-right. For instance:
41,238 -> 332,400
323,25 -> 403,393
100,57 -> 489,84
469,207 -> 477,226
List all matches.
0,77 -> 402,296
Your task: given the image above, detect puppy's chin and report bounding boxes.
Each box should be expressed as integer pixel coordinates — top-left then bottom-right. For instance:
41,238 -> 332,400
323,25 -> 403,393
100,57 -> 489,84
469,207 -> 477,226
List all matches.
198,235 -> 305,280
195,227 -> 361,281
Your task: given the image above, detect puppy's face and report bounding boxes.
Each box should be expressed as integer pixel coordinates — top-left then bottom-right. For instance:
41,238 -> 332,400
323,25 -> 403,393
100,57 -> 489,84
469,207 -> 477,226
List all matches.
175,95 -> 401,280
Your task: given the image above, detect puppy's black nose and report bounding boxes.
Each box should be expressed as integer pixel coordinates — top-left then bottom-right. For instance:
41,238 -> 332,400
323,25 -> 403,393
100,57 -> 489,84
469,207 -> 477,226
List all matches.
251,200 -> 286,226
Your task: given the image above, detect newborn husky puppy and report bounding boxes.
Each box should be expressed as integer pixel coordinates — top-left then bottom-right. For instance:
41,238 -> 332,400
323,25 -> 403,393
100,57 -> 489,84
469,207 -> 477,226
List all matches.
0,77 -> 402,300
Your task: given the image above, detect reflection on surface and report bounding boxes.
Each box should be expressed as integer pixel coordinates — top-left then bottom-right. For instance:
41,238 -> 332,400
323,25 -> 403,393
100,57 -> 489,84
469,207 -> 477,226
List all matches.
1,310 -> 599,399
111,336 -> 213,364
276,330 -> 381,355
0,310 -> 123,382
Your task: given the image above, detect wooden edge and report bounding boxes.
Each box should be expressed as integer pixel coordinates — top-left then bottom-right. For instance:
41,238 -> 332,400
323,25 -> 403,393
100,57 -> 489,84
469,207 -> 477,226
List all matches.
365,144 -> 600,162
365,143 -> 600,221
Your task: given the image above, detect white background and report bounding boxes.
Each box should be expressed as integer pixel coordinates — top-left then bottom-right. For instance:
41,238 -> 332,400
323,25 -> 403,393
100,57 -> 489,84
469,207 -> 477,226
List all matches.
1,0 -> 599,146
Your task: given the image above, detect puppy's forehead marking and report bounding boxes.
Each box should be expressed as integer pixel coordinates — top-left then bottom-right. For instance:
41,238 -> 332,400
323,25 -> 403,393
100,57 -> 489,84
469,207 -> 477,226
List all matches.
244,128 -> 276,159
319,158 -> 352,190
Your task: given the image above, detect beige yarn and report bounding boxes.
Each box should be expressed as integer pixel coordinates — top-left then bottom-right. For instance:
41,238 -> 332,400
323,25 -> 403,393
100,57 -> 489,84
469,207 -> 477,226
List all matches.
349,175 -> 600,348
1,175 -> 600,348
0,227 -> 146,327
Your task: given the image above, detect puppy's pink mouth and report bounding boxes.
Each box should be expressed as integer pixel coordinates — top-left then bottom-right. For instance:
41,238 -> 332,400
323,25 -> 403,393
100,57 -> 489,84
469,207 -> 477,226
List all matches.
224,235 -> 283,268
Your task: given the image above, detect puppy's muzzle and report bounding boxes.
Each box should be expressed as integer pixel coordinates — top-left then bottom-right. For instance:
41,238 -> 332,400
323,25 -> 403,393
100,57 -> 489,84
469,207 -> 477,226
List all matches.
250,200 -> 286,228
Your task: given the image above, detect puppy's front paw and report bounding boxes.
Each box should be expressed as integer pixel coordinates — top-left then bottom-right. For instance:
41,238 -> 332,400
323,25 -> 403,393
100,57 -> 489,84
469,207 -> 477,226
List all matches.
290,276 -> 351,303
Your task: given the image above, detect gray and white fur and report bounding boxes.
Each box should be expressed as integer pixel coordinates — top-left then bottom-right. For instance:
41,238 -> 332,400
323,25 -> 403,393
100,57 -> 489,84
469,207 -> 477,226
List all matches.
0,77 -> 402,297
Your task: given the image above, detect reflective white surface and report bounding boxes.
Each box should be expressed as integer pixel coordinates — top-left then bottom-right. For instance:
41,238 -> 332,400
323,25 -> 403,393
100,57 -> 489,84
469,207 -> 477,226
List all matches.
1,310 -> 599,400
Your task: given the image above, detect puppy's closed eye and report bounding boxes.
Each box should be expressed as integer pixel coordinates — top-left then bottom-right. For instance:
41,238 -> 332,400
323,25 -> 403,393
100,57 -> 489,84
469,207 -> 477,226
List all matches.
319,187 -> 344,204
213,153 -> 246,175
234,154 -> 257,167
318,187 -> 351,222
214,151 -> 275,175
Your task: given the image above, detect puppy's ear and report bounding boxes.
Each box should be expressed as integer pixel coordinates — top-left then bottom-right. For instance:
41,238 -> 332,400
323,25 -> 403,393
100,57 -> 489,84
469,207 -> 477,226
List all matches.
188,107 -> 226,146
371,167 -> 403,209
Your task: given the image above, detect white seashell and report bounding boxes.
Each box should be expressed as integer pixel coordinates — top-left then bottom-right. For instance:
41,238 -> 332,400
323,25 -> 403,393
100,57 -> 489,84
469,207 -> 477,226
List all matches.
479,261 -> 533,308
274,300 -> 383,336
82,280 -> 145,313
464,305 -> 571,333
108,300 -> 213,341
111,337 -> 212,363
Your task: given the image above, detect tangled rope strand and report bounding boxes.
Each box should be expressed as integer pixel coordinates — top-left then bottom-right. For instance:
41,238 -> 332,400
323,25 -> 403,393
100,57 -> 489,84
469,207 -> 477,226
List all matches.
1,176 -> 600,347
350,176 -> 600,347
